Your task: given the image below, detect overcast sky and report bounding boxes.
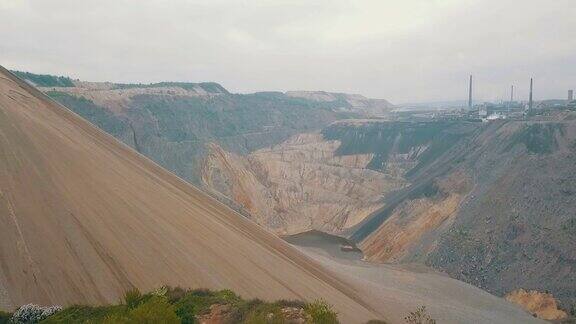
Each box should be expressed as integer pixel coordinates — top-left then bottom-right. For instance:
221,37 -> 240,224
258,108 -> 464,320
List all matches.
1,0 -> 575,103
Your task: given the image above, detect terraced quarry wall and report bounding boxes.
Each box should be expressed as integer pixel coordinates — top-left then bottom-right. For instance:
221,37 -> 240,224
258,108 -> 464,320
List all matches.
201,133 -> 402,234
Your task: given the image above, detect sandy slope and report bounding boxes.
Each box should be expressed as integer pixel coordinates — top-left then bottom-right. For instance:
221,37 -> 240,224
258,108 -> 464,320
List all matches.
0,66 -> 383,323
289,243 -> 543,324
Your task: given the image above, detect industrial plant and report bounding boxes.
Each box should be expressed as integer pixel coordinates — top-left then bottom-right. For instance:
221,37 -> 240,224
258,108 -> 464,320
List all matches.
394,76 -> 575,123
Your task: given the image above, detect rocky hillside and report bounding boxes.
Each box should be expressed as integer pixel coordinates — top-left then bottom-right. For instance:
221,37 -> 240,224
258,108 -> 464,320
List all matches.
201,133 -> 404,234
339,118 -> 576,312
204,113 -> 575,314
199,120 -> 471,235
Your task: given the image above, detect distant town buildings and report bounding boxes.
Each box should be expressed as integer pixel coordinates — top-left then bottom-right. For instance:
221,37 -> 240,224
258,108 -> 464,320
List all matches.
478,104 -> 488,118
476,102 -> 520,121
398,78 -> 575,123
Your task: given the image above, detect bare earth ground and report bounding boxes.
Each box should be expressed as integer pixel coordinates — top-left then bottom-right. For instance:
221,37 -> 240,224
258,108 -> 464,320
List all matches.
288,238 -> 542,324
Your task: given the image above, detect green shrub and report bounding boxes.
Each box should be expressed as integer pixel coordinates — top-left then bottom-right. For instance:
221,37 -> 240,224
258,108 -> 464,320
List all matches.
41,305 -> 126,323
165,287 -> 188,303
129,297 -> 180,324
241,299 -> 309,324
215,289 -> 242,304
124,289 -> 143,309
243,302 -> 283,324
304,299 -> 338,324
24,287 -> 342,324
235,298 -> 263,320
11,71 -> 74,87
276,299 -> 306,308
104,296 -> 179,324
0,310 -> 11,324
174,289 -> 216,323
173,289 -> 242,324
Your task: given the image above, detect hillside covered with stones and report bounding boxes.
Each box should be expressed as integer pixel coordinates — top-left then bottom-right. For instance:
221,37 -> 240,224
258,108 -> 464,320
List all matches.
343,118 -> 576,311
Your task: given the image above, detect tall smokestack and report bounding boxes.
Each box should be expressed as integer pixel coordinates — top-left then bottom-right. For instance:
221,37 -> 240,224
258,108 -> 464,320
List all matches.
529,78 -> 533,110
508,85 -> 514,111
468,75 -> 473,109
511,85 -> 514,103
569,89 -> 574,102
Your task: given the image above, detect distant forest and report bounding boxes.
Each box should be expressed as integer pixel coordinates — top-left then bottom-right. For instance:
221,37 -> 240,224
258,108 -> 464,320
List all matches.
11,70 -> 74,87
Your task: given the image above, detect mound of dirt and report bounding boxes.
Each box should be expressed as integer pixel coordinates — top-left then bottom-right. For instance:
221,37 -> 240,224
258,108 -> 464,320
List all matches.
505,289 -> 567,320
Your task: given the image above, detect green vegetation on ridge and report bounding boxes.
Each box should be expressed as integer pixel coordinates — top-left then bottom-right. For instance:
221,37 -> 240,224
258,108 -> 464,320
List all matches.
11,71 -> 75,87
113,81 -> 229,94
7,287 -> 341,324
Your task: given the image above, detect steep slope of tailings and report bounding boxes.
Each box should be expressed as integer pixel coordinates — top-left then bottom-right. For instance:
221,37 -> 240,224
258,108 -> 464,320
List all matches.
0,67 -> 381,323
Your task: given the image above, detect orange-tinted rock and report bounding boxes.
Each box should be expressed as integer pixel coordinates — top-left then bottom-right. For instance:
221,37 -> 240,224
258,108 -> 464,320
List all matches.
505,289 -> 567,320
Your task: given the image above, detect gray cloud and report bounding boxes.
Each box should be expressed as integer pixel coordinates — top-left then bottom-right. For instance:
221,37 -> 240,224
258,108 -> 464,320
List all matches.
1,0 -> 574,103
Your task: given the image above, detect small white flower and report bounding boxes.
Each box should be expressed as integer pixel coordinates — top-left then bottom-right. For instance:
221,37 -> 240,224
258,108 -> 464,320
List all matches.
11,304 -> 62,324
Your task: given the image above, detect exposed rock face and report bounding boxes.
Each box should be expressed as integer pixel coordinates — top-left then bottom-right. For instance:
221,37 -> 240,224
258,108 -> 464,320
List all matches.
361,170 -> 471,262
201,133 -> 404,234
505,289 -> 567,320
